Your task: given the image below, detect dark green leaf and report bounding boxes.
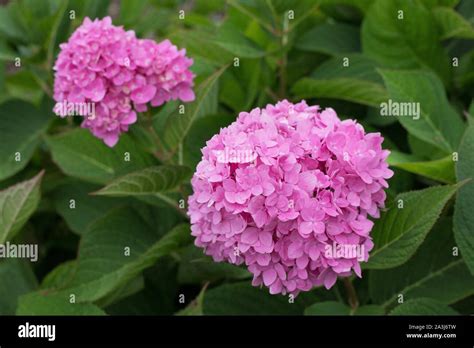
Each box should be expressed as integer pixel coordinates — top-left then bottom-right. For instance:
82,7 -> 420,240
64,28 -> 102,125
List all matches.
296,22 -> 360,56
454,122 -> 474,274
0,259 -> 38,315
366,183 -> 461,269
390,298 -> 458,315
0,100 -> 52,180
370,218 -> 474,309
362,0 -> 450,82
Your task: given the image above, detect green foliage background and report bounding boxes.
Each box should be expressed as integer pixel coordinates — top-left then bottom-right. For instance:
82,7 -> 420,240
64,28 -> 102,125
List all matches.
0,0 -> 473,316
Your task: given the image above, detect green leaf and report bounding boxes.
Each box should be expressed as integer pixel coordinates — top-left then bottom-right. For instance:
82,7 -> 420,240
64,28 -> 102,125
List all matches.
175,284 -> 207,316
362,0 -> 450,82
379,69 -> 464,153
311,54 -> 383,83
94,165 -> 191,197
296,22 -> 360,56
105,259 -> 179,315
370,218 -> 474,309
304,301 -> 385,315
390,298 -> 458,315
319,0 -> 375,14
5,70 -> 44,106
178,245 -> 250,284
296,54 -> 388,107
219,71 -> 246,111
69,0 -> 110,19
163,65 -> 228,155
0,259 -> 38,315
183,113 -> 236,168
304,301 -> 350,315
51,209 -> 191,303
52,179 -> 129,235
454,122 -> 474,274
40,260 -> 77,290
0,100 -> 52,180
214,22 -> 265,58
433,7 -> 474,40
292,77 -> 388,107
203,281 -> 311,315
17,292 -> 106,315
46,129 -> 155,184
408,134 -> 447,161
366,183 -> 461,269
0,171 -> 44,243
170,30 -> 234,66
355,305 -> 385,315
388,150 -> 456,184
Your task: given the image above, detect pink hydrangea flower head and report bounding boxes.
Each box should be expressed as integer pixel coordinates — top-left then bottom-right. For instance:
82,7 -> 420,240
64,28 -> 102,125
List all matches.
53,17 -> 195,147
188,100 -> 393,296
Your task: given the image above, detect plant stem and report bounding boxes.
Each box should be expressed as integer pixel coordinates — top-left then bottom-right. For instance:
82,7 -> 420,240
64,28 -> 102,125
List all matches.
278,14 -> 289,99
343,278 -> 359,311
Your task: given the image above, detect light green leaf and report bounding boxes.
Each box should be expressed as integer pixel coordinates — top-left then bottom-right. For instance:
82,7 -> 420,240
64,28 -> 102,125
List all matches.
17,292 -> 106,315
46,129 -> 155,184
366,183 -> 461,269
388,150 -> 456,184
94,165 -> 191,197
379,69 -> 464,153
0,100 -> 52,180
296,22 -> 360,56
370,218 -> 474,309
0,171 -> 44,243
433,6 -> 474,40
454,122 -> 474,274
163,65 -> 228,155
390,298 -> 458,315
362,0 -> 450,82
0,259 -> 38,315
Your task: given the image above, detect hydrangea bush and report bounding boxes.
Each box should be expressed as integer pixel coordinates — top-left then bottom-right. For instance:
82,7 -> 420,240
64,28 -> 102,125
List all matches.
0,0 -> 473,316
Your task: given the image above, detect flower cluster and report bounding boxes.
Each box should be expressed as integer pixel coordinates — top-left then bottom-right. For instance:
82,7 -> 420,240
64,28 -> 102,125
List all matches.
53,17 -> 195,147
188,100 -> 393,295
